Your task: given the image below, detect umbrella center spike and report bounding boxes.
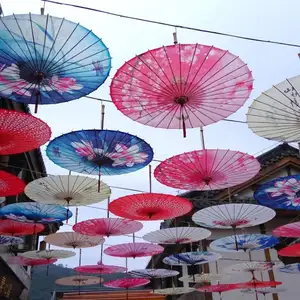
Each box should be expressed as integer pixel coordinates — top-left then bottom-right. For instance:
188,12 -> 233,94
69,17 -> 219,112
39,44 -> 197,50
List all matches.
33,71 -> 45,84
93,155 -> 114,167
174,96 -> 188,105
203,176 -> 212,185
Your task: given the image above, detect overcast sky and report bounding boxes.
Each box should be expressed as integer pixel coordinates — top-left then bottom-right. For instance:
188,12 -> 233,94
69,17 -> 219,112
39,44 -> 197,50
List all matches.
2,0 -> 300,270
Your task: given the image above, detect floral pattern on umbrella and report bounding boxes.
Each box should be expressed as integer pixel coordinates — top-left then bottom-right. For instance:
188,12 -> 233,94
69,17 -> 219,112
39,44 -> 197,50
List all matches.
273,221 -> 300,238
254,175 -> 300,210
277,263 -> 300,273
103,278 -> 150,289
46,130 -> 153,176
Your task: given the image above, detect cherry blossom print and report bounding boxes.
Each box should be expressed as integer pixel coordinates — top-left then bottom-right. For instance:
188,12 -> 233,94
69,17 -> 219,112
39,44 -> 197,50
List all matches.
213,219 -> 250,227
70,140 -> 105,161
180,45 -> 201,63
273,221 -> 300,238
44,76 -> 83,94
265,178 -> 300,198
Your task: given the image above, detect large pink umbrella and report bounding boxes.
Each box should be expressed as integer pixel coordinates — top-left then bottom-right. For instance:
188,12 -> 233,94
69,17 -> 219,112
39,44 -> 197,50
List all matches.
74,260 -> 127,274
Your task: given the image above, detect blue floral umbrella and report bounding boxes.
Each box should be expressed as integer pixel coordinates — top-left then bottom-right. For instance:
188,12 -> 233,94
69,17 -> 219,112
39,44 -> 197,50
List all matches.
254,175 -> 300,210
0,202 -> 73,223
0,235 -> 23,245
0,14 -> 111,112
46,130 -> 153,177
210,234 -> 279,253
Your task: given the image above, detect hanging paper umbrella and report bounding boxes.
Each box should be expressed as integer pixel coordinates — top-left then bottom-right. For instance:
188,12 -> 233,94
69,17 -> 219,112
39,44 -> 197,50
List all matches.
24,175 -> 111,206
210,234 -> 279,253
103,278 -> 150,289
0,202 -> 73,223
73,218 -> 143,237
242,287 -> 286,295
143,227 -> 211,244
109,193 -> 192,220
0,219 -> 44,236
278,243 -> 300,257
223,261 -> 275,274
163,251 -> 221,266
7,256 -> 57,266
0,14 -> 111,112
154,149 -> 260,190
46,130 -> 153,179
128,269 -> 179,279
179,273 -> 229,283
152,287 -> 195,295
111,44 -> 253,137
273,221 -> 300,237
247,75 -> 300,142
0,235 -> 23,245
104,242 -> 164,258
56,275 -> 102,286
74,261 -> 127,274
254,175 -> 300,210
44,232 -> 105,249
21,249 -> 75,260
235,279 -> 282,289
197,283 -> 238,293
192,204 -> 275,229
277,263 -> 300,273
0,171 -> 26,197
0,108 -> 51,155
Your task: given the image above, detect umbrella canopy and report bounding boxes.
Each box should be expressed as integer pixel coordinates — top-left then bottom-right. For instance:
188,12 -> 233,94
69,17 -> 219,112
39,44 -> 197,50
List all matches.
179,273 -> 228,283
0,14 -> 111,111
0,170 -> 26,197
73,218 -> 143,237
0,108 -> 51,155
74,261 -> 127,274
223,261 -> 275,274
7,256 -> 57,266
0,202 -> 72,223
154,149 -> 260,190
278,243 -> 300,257
0,235 -> 23,245
44,232 -> 105,249
152,287 -> 195,295
128,269 -> 179,279
56,275 -> 102,286
197,283 -> 237,293
242,287 -> 286,295
24,175 -> 110,206
210,234 -> 279,252
247,75 -> 300,142
111,43 -> 253,137
104,242 -> 164,258
235,279 -> 282,289
163,251 -> 221,266
277,263 -> 300,273
254,175 -> 300,210
109,193 -> 192,221
273,221 -> 300,237
0,219 -> 44,236
104,278 -> 150,289
20,249 -> 75,260
46,130 -> 153,176
143,227 -> 211,244
192,203 -> 275,229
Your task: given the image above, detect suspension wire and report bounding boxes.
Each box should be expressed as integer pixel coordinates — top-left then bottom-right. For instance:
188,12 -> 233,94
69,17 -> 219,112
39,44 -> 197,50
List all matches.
41,0 -> 300,49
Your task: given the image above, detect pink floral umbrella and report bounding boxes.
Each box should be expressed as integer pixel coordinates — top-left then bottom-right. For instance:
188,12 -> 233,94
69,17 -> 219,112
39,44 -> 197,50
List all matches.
154,149 -> 260,190
74,260 -> 127,274
104,278 -> 150,289
7,256 -> 57,267
111,44 -> 253,137
73,218 -> 143,237
273,221 -> 300,237
104,242 -> 164,259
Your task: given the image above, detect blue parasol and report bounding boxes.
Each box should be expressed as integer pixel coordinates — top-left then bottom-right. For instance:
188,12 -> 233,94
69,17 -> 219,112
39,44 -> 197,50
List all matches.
46,130 -> 153,176
0,235 -> 23,245
0,202 -> 73,223
278,263 -> 300,274
254,174 -> 300,210
0,14 -> 111,112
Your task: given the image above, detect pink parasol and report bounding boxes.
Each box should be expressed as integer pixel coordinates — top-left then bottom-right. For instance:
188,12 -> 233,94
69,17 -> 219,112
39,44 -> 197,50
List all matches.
74,260 -> 127,274
7,256 -> 57,266
278,243 -> 300,257
197,283 -> 238,293
104,242 -> 164,258
111,44 -> 253,137
273,221 -> 300,237
154,149 -> 260,190
0,219 -> 44,236
103,278 -> 150,289
73,218 -> 143,237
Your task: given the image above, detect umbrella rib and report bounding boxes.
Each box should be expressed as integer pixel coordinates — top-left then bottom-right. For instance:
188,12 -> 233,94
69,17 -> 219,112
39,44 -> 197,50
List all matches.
39,14 -> 50,70
29,13 -> 39,71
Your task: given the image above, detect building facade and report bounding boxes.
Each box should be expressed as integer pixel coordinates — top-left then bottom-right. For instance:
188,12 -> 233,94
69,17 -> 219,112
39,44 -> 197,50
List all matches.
0,99 -> 59,300
149,143 -> 300,300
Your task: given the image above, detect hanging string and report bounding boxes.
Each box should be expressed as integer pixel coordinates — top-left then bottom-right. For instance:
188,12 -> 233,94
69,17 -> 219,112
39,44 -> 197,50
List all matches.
79,249 -> 82,266
228,188 -> 232,203
106,196 -> 110,218
75,207 -> 79,224
100,244 -> 103,263
173,28 -> 178,45
200,127 -> 205,149
41,0 -> 46,15
101,102 -> 105,130
133,232 -> 135,243
149,165 -> 152,193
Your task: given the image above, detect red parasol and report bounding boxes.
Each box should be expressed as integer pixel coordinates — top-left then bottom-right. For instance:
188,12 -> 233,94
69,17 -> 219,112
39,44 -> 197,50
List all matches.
197,283 -> 238,293
7,256 -> 57,266
103,278 -> 150,289
109,193 -> 192,220
104,242 -> 164,258
0,219 -> 44,236
111,44 -> 253,137
278,243 -> 300,257
154,149 -> 260,190
73,218 -> 143,237
0,171 -> 26,197
273,221 -> 300,238
0,108 -> 51,155
235,279 -> 282,289
74,261 -> 127,274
